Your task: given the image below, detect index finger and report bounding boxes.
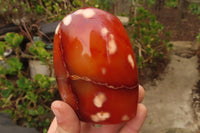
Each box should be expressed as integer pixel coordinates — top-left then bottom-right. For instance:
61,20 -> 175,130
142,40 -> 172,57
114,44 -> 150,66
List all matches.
138,85 -> 145,103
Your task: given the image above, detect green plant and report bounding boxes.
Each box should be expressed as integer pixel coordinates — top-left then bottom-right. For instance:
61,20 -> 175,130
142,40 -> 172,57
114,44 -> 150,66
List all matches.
0,0 -> 82,24
139,0 -> 178,8
29,41 -> 51,63
0,33 -> 57,133
165,0 -> 178,8
142,0 -> 155,7
129,7 -> 173,68
197,33 -> 200,42
0,33 -> 24,76
86,0 -> 114,11
189,3 -> 200,15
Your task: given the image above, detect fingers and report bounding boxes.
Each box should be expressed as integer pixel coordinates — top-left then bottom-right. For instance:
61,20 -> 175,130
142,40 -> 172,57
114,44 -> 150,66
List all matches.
119,104 -> 147,133
48,85 -> 146,133
48,117 -> 57,133
48,100 -> 80,133
81,122 -> 124,133
138,85 -> 145,103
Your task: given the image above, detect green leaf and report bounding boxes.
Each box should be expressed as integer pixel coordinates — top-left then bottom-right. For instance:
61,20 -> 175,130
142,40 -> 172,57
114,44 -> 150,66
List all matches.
26,91 -> 38,103
37,106 -> 44,115
43,128 -> 48,133
6,57 -> 22,74
0,41 -> 6,55
5,33 -> 15,45
197,33 -> 200,42
35,40 -> 45,47
41,81 -> 50,89
17,104 -> 23,109
4,33 -> 23,48
12,34 -> 23,47
3,109 -> 13,116
29,41 -> 50,63
168,43 -> 173,49
39,118 -> 50,127
1,89 -> 12,98
34,5 -> 45,14
0,65 -> 6,75
38,47 -> 50,58
49,77 -> 56,82
34,74 -> 51,89
153,52 -> 158,57
29,45 -> 37,55
28,109 -> 38,116
16,77 -> 33,91
0,80 -> 14,90
6,80 -> 14,90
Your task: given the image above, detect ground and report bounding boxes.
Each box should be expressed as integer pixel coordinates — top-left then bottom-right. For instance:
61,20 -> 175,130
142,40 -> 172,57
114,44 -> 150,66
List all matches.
140,41 -> 200,133
140,7 -> 200,133
149,7 -> 200,41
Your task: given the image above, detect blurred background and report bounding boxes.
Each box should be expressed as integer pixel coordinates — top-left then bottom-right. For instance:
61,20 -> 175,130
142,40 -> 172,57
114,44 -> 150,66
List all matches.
0,0 -> 200,133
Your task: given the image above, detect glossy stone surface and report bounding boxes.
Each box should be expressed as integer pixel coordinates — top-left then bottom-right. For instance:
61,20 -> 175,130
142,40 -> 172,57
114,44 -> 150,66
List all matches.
53,7 -> 138,124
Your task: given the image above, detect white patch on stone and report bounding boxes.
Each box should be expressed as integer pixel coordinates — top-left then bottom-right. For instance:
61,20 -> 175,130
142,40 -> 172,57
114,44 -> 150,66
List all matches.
101,68 -> 106,75
101,27 -> 108,36
82,8 -> 95,18
108,34 -> 117,55
91,112 -> 110,122
63,15 -> 72,26
74,9 -> 83,15
121,115 -> 130,121
93,92 -> 107,108
55,23 -> 60,34
128,54 -> 134,69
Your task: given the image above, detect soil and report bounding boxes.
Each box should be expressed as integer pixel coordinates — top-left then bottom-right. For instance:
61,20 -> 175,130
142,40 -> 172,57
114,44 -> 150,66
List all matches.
126,7 -> 200,85
149,7 -> 200,41
140,6 -> 200,84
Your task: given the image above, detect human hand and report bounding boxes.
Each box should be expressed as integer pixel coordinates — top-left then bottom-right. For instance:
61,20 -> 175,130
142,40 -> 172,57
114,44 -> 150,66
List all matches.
47,85 -> 147,133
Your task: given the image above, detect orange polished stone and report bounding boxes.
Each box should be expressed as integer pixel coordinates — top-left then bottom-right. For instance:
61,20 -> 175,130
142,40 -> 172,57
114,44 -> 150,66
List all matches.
53,7 -> 138,124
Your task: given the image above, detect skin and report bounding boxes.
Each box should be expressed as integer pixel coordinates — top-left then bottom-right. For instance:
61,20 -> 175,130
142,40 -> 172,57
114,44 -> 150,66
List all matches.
48,85 -> 147,133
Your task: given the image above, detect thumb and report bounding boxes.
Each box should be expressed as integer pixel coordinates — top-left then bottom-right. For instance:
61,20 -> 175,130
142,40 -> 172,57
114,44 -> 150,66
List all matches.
51,100 -> 80,133
119,104 -> 147,133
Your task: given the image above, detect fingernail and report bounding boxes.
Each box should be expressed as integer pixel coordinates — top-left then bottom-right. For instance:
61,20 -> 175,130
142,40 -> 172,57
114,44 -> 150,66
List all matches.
51,101 -> 63,123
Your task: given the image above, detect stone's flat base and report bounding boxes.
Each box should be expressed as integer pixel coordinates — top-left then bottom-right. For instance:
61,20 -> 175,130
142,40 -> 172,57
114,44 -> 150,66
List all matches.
140,41 -> 200,133
0,113 -> 39,133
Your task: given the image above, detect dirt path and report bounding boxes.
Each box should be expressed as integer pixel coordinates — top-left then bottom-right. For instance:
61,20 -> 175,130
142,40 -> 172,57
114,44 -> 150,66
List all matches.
140,41 -> 200,133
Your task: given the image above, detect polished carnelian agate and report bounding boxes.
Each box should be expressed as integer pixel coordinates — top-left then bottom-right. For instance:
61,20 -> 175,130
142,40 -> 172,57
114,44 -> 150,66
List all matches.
53,7 -> 138,124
